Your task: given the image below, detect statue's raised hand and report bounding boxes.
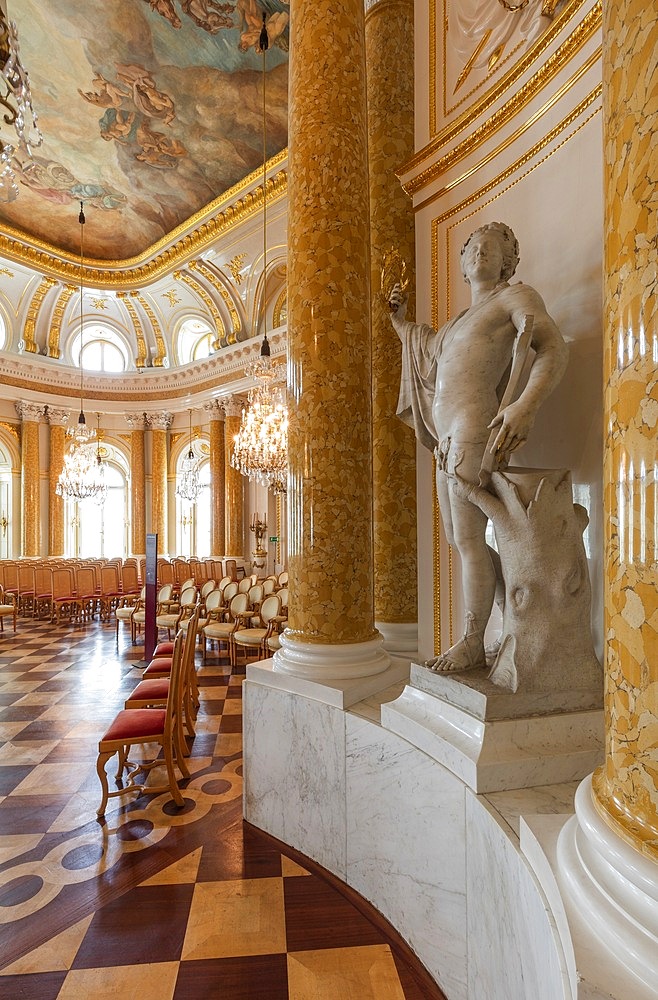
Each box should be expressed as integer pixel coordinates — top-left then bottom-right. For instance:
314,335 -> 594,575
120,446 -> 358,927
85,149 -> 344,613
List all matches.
487,399 -> 535,460
388,282 -> 408,320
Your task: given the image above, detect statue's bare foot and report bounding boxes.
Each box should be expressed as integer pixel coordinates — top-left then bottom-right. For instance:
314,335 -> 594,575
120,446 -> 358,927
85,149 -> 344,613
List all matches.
425,633 -> 487,673
485,635 -> 502,668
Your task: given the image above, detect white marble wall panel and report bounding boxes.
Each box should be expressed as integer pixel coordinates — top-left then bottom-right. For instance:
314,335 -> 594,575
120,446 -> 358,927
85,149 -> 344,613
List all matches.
345,713 -> 468,999
466,794 -> 570,1000
243,679 -> 347,876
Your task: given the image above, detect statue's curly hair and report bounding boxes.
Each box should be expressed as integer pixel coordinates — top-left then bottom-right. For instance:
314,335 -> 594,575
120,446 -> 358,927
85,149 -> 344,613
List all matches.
460,222 -> 520,283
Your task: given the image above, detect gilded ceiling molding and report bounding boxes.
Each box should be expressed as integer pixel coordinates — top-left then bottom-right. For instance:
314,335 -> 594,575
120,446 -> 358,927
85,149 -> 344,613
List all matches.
0,156 -> 288,290
0,329 -> 286,405
20,277 -> 56,354
177,268 -> 226,351
414,0 -> 600,191
133,292 -> 167,367
415,52 -> 602,213
191,259 -> 242,342
117,292 -> 148,369
47,285 -> 76,360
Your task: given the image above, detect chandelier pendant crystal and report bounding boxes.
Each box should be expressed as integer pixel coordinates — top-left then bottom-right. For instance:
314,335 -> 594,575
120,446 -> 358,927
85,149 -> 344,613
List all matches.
0,4 -> 43,202
56,205 -> 107,504
176,409 -> 202,503
230,17 -> 288,495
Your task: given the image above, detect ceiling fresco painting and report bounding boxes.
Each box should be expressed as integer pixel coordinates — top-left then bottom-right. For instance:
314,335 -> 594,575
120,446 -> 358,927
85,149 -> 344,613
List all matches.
0,0 -> 289,261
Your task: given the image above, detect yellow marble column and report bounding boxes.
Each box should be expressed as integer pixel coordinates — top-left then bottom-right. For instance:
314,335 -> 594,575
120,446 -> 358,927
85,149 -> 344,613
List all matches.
281,0 -> 389,679
592,1 -> 658,859
126,413 -> 146,556
46,407 -> 70,556
15,401 -> 42,557
204,401 -> 226,556
148,412 -> 171,554
366,0 -> 418,652
224,397 -> 243,557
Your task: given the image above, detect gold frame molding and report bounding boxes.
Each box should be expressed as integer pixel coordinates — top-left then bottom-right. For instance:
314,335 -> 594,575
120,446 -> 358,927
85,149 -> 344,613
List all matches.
419,0 -> 599,186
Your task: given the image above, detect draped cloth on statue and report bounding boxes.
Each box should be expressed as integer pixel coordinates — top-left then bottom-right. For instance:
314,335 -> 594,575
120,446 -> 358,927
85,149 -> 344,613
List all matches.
396,318 -> 449,453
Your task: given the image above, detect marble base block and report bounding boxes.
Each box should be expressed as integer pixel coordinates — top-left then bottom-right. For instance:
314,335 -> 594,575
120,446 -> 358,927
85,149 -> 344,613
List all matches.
381,669 -> 604,792
411,662 -> 602,720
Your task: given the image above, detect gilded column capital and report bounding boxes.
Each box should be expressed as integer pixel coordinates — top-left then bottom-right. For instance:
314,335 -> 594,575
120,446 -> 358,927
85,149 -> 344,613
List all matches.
45,406 -> 71,427
147,411 -> 173,431
15,401 -> 45,423
223,396 -> 243,418
125,412 -> 147,429
203,400 -> 226,420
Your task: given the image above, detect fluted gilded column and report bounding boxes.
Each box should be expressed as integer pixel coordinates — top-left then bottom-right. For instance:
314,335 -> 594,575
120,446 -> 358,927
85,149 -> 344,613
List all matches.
148,412 -> 172,552
224,397 -> 243,557
366,0 -> 418,654
591,2 -> 658,858
15,401 -> 42,557
204,400 -> 226,556
278,0 -> 389,680
46,407 -> 70,556
126,413 -> 146,556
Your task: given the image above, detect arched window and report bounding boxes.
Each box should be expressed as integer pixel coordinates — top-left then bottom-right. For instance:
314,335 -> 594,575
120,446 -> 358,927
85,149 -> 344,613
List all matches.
71,325 -> 129,372
0,312 -> 6,351
177,456 -> 211,557
176,318 -> 213,365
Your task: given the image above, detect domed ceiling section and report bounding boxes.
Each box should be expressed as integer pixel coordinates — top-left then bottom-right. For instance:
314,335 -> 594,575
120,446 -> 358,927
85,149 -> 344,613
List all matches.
0,0 -> 289,262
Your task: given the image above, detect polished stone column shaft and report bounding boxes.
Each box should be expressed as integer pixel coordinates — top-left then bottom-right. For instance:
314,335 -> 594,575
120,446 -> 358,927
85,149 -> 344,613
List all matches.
149,412 -> 172,554
46,409 -> 69,556
366,0 -> 418,650
15,402 -> 42,557
286,0 -> 376,648
205,402 -> 226,556
592,0 -> 658,859
126,415 -> 146,556
224,398 -> 243,557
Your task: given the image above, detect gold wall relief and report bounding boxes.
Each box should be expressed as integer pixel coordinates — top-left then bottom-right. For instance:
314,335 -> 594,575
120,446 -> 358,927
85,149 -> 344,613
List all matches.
22,276 -> 56,354
194,259 -> 242,342
118,292 -> 147,369
133,292 -> 167,366
47,285 -> 76,360
179,269 -> 226,352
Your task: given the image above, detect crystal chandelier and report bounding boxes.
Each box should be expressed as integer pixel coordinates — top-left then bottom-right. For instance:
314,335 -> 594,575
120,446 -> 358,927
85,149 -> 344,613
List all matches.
0,2 -> 42,202
56,205 -> 107,504
176,409 -> 202,503
232,341 -> 288,494
230,16 -> 288,496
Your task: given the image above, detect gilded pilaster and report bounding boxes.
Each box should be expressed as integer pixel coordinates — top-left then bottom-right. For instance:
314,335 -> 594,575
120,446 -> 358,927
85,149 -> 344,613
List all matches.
15,401 -> 43,556
224,397 -> 243,557
204,401 -> 226,555
148,412 -> 172,552
126,413 -> 146,555
592,0 -> 658,859
286,0 -> 376,647
46,407 -> 70,556
366,0 -> 418,635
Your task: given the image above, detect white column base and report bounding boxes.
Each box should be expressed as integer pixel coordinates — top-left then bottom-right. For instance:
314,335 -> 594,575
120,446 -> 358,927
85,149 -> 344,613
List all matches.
521,773 -> 658,1000
374,620 -> 418,655
273,630 -> 391,681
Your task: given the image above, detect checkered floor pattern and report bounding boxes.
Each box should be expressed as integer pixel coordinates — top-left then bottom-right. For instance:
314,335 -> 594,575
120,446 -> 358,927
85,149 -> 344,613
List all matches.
0,617 -> 444,999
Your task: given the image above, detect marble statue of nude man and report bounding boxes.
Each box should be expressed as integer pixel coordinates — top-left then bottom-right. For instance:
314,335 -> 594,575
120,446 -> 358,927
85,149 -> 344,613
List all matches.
389,222 -> 568,672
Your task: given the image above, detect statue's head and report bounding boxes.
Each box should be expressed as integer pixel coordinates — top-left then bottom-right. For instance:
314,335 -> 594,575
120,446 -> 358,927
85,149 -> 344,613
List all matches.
460,222 -> 520,283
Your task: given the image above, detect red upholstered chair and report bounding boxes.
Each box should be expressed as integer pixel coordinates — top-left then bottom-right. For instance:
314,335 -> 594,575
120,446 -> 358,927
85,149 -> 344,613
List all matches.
95,630 -> 188,817
124,606 -> 201,741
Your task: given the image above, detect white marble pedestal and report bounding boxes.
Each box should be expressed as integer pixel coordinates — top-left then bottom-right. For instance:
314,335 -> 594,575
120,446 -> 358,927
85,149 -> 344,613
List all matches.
381,663 -> 604,792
